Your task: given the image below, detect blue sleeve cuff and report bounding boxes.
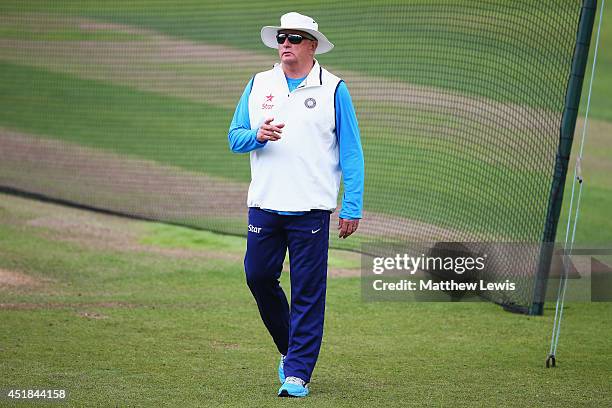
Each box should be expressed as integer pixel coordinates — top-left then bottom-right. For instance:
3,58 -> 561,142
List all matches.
339,213 -> 362,220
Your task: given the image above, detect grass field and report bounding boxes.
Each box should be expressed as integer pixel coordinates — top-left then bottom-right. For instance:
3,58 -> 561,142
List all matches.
1,1 -> 607,111
0,62 -> 558,240
1,1 -> 610,243
0,194 -> 610,407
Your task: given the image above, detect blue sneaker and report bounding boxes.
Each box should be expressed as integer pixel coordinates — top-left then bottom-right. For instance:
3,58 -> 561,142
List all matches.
278,355 -> 285,384
278,376 -> 309,398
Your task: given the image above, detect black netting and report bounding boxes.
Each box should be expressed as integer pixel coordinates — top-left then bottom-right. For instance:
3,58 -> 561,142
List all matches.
0,1 -> 592,311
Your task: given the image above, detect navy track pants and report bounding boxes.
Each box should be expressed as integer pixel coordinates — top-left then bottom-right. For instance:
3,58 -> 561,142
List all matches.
244,207 -> 330,383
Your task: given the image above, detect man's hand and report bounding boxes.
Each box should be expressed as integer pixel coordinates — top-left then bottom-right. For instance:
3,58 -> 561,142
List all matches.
257,117 -> 285,142
338,218 -> 359,239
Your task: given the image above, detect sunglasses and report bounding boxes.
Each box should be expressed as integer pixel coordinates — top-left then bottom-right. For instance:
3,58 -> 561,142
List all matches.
276,33 -> 315,45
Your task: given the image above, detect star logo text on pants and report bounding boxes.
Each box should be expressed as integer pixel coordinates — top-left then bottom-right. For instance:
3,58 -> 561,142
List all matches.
248,224 -> 262,233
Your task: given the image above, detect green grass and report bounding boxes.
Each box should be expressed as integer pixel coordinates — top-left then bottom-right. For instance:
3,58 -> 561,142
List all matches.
581,2 -> 611,122
0,1 -> 611,244
140,224 -> 246,253
0,61 -> 250,180
558,126 -> 612,245
2,0 -> 604,112
1,1 -> 609,118
0,198 -> 610,407
2,61 -> 591,241
139,222 -> 360,270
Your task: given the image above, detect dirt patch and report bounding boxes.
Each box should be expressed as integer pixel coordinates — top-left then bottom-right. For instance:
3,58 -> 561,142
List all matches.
210,340 -> 240,350
77,311 -> 108,320
0,301 -> 136,310
25,213 -> 244,262
575,119 -> 612,172
327,268 -> 360,278
19,208 -> 243,262
27,213 -> 139,247
78,21 -> 150,36
0,268 -> 42,288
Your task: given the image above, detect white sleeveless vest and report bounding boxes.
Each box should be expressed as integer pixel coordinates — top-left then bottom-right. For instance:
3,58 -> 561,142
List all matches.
247,60 -> 342,212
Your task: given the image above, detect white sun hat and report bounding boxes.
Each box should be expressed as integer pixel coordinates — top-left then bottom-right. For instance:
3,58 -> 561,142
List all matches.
261,12 -> 334,54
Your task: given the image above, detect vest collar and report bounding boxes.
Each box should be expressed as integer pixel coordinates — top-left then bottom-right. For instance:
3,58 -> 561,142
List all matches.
273,59 -> 323,90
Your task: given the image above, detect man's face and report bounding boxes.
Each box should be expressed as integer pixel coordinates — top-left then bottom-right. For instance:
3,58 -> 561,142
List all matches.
277,30 -> 318,66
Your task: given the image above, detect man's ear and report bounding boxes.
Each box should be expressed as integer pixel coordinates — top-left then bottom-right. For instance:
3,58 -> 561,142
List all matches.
312,40 -> 318,53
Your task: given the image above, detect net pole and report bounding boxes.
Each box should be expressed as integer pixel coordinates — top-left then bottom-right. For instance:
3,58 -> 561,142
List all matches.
546,0 -> 604,368
530,0 -> 598,316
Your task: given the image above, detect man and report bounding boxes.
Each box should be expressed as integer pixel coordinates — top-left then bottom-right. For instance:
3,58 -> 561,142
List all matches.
228,12 -> 364,398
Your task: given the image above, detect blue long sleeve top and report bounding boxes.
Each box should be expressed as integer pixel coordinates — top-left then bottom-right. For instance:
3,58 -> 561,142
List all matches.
228,75 -> 364,219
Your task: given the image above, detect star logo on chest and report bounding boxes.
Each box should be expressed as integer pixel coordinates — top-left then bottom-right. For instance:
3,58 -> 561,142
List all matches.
265,94 -> 274,102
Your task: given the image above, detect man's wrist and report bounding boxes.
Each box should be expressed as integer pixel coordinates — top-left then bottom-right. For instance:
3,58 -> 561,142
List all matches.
253,130 -> 267,146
